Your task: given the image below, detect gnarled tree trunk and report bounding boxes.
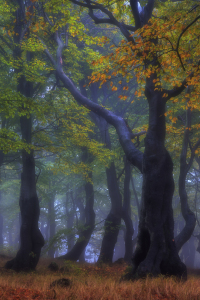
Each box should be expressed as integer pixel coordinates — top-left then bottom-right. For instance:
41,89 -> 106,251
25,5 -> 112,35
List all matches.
129,81 -> 186,280
5,5 -> 45,269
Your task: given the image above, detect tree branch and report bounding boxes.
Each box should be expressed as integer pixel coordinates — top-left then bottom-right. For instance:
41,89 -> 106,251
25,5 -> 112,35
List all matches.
42,35 -> 143,172
70,0 -> 135,42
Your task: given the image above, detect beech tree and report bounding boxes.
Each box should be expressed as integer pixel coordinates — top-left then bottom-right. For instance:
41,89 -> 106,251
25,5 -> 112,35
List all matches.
41,0 -> 200,280
1,0 -> 200,279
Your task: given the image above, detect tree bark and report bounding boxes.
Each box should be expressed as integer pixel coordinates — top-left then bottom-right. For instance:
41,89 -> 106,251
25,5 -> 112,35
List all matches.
43,2 -> 196,279
181,236 -> 195,268
75,194 -> 86,262
5,5 -> 45,268
48,194 -> 56,258
97,161 -> 122,263
59,151 -> 95,261
123,157 -> 134,263
129,82 -> 187,280
66,191 -> 75,251
175,105 -> 196,252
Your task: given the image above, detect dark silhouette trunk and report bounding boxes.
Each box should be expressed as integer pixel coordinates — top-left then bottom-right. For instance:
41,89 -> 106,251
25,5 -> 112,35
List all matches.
98,161 -> 122,263
130,82 -> 187,280
66,191 -> 75,251
0,183 -> 3,248
96,118 -> 121,263
76,194 -> 86,262
175,105 -> 196,252
59,151 -> 95,261
131,175 -> 140,215
5,138 -> 44,271
48,194 -> 56,258
181,236 -> 195,268
113,229 -> 125,261
0,134 -> 4,248
5,5 -> 44,269
123,157 -> 134,263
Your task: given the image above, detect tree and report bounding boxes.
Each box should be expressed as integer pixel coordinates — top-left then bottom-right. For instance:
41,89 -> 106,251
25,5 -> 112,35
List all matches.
41,0 -> 200,280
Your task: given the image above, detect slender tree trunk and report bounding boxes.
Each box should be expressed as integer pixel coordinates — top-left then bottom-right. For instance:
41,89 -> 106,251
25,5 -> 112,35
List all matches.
131,175 -> 140,216
0,184 -> 3,248
0,142 -> 4,248
175,105 -> 196,252
76,195 -> 86,262
113,229 -> 125,261
48,194 -> 56,258
59,151 -> 95,261
66,191 -> 75,251
123,157 -> 134,263
98,161 -> 122,263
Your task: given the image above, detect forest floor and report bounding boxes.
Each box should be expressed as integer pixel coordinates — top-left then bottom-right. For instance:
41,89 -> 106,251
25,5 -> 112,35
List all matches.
0,255 -> 199,299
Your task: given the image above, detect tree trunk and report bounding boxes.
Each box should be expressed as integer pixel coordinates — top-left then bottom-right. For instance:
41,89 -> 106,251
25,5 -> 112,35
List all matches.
182,236 -> 195,268
129,84 -> 187,280
96,118 -> 122,263
49,7 -> 193,280
0,147 -> 4,248
66,191 -> 75,251
59,151 -> 95,261
75,194 -> 86,262
113,229 -> 125,261
123,157 -> 134,263
98,162 -> 122,263
48,194 -> 56,258
175,105 -> 196,252
0,193 -> 3,248
5,3 -> 44,272
5,147 -> 44,271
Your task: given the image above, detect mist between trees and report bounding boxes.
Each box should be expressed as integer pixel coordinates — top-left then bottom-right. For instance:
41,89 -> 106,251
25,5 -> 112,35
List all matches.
0,0 -> 199,281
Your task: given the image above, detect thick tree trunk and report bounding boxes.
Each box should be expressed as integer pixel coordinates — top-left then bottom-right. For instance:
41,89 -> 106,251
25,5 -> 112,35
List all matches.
5,3 -> 44,271
4,75 -> 44,272
128,84 -> 187,280
47,7 -> 193,279
5,147 -> 44,271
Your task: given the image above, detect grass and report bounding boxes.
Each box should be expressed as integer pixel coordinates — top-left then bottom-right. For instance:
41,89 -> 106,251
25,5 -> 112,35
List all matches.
0,255 -> 199,299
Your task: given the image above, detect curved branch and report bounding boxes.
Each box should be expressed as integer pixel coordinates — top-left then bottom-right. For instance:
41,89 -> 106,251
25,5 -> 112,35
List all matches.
70,0 -> 135,42
42,36 -> 143,172
176,14 -> 200,71
175,105 -> 196,251
163,62 -> 200,101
